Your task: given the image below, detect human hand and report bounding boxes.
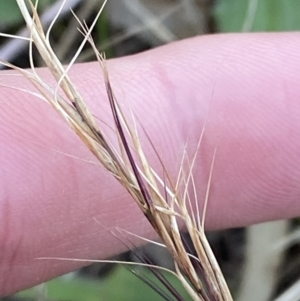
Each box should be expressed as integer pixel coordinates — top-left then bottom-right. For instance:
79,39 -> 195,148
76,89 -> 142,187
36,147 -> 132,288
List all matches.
1,32 -> 300,295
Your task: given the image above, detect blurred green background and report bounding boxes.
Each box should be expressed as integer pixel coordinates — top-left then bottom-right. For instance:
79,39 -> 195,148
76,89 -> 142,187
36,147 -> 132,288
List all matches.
2,0 -> 300,30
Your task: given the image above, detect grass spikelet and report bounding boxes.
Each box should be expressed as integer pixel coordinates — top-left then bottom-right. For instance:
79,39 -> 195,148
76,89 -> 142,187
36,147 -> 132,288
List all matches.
4,1 -> 233,300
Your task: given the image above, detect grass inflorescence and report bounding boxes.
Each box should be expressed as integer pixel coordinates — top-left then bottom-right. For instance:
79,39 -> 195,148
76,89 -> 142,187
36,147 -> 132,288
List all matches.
1,1 -> 233,300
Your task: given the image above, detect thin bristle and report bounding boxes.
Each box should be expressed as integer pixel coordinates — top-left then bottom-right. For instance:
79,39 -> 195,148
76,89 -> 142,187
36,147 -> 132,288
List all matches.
130,270 -> 176,301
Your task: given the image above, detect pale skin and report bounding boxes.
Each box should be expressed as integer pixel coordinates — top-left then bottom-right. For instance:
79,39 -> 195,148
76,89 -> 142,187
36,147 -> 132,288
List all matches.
1,32 -> 300,295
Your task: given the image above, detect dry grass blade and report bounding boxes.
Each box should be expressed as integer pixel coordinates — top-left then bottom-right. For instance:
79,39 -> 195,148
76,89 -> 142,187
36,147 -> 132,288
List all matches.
10,1 -> 233,300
